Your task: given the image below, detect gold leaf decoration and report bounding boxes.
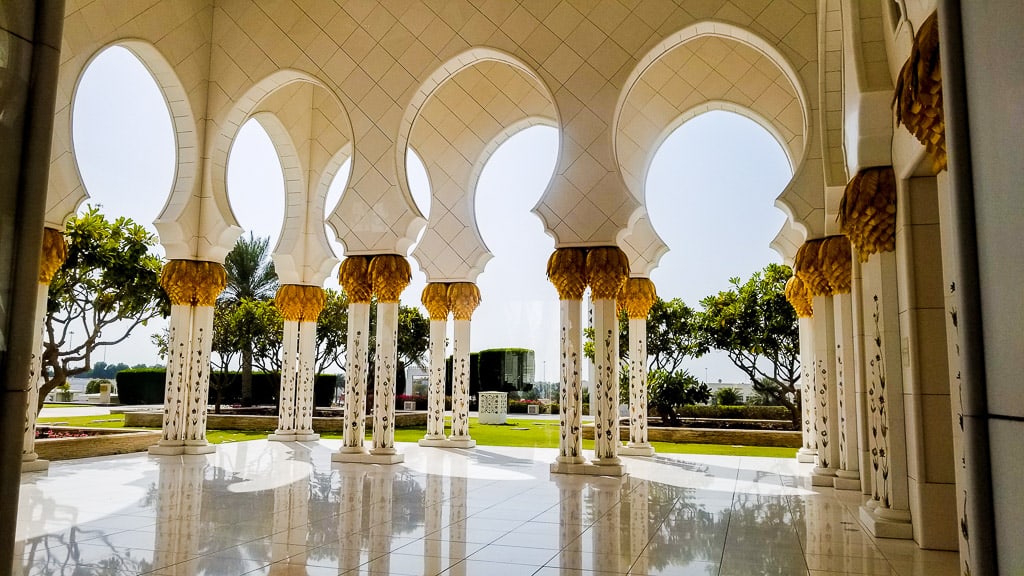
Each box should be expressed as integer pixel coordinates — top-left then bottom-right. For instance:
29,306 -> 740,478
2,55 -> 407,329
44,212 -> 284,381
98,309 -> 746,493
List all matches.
447,282 -> 481,321
585,246 -> 629,300
275,285 -> 326,322
794,239 -> 832,297
894,12 -> 945,172
617,277 -> 657,319
819,235 -> 852,295
369,254 -> 411,303
785,275 -> 814,318
160,260 -> 227,306
339,256 -> 373,303
546,248 -> 588,301
421,283 -> 450,320
38,227 -> 67,284
838,166 -> 897,262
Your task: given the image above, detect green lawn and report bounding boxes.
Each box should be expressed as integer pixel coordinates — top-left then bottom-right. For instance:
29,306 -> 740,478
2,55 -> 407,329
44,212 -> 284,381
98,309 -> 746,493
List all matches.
37,414 -> 796,458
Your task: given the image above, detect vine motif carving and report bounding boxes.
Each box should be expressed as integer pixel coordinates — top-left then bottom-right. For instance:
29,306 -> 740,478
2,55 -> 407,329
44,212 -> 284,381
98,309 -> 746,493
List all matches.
837,343 -> 847,470
867,295 -> 891,507
816,358 -> 829,469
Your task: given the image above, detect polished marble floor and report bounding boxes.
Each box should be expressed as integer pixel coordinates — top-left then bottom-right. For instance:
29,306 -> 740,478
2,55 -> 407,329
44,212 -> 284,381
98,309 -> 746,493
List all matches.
15,441 -> 959,575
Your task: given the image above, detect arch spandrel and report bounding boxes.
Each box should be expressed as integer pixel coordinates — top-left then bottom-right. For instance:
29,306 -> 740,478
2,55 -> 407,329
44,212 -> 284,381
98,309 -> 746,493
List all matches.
407,56 -> 557,283
619,214 -> 669,279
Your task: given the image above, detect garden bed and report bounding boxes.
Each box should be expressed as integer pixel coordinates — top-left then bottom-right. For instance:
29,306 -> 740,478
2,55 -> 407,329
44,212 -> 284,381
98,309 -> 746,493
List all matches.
582,424 -> 801,448
124,410 -> 427,432
33,426 -> 162,461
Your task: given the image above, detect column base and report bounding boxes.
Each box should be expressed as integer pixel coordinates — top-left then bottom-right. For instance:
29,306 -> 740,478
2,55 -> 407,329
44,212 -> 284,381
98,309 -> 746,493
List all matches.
333,450 -> 405,465
550,460 -> 627,477
184,443 -> 215,455
418,437 -> 476,448
811,466 -> 838,486
21,456 -> 49,473
148,442 -> 184,456
268,432 -> 321,442
859,501 -> 913,540
619,444 -> 655,457
797,447 -> 818,463
834,470 -> 861,491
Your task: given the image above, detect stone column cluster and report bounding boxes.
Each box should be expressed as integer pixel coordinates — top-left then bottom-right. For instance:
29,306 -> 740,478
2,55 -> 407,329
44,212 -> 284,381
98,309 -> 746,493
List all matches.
333,255 -> 411,464
269,285 -> 326,442
547,246 -> 629,476
618,277 -> 657,457
22,228 -> 67,472
419,281 -> 479,448
149,260 -> 227,456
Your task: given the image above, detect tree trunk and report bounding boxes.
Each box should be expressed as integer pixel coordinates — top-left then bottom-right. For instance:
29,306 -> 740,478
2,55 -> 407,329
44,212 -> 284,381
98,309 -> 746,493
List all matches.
242,346 -> 253,406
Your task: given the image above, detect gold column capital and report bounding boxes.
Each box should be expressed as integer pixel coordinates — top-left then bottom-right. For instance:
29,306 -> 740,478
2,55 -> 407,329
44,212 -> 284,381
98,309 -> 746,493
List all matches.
785,275 -> 813,318
421,282 -> 450,320
369,254 -> 411,303
339,256 -> 373,303
838,166 -> 897,262
586,246 -> 629,301
38,227 -> 67,284
819,235 -> 852,295
894,12 -> 945,172
794,238 -> 832,297
546,247 -> 588,301
275,285 -> 326,322
160,260 -> 227,306
617,277 -> 657,319
448,282 -> 480,321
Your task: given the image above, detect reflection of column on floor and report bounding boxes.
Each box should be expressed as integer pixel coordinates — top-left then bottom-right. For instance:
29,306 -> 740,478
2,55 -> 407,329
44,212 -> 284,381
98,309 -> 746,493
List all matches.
553,474 -> 584,571
547,248 -> 587,473
834,291 -> 861,490
587,247 -> 628,473
619,278 -> 657,457
448,474 -> 469,576
448,283 -> 479,447
271,285 -> 325,442
270,479 -> 309,571
150,260 -> 227,456
152,456 -> 206,575
811,294 -> 839,486
338,467 -> 367,571
335,257 -> 372,460
590,476 -> 624,571
370,255 -> 411,463
367,469 -> 394,574
628,480 -> 650,574
23,228 -> 66,472
423,474 -> 443,575
420,283 -> 450,444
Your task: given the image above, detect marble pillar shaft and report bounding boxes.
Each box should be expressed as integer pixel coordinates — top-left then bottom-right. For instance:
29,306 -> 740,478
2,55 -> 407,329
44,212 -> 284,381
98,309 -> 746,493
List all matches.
591,298 -> 620,465
450,319 -> 471,440
834,292 -> 861,487
273,320 -> 318,438
851,258 -> 873,495
557,299 -> 584,463
183,305 -> 215,446
152,304 -> 216,454
341,302 -> 370,451
22,283 -> 49,465
626,317 -> 649,448
425,318 -> 447,439
159,304 -> 194,445
372,301 -> 399,453
295,321 -> 317,434
797,316 -> 818,462
276,320 -> 300,433
812,295 -> 840,478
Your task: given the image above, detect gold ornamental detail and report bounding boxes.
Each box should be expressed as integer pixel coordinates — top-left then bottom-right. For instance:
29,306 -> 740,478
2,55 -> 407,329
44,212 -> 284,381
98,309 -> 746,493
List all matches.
546,248 -> 588,301
617,277 -> 657,319
448,282 -> 481,321
794,239 -> 831,297
585,246 -> 629,301
160,260 -> 227,307
339,256 -> 373,303
369,254 -> 411,303
818,236 -> 852,295
275,285 -> 326,322
421,283 -> 450,320
839,166 -> 897,262
894,12 -> 945,172
785,275 -> 813,318
38,227 -> 67,284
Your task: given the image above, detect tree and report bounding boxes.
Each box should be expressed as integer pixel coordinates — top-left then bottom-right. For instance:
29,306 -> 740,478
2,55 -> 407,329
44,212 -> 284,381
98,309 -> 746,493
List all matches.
693,263 -> 801,424
364,302 -> 430,392
647,369 -> 711,426
41,207 -> 169,410
584,297 -> 703,374
220,234 -> 278,405
314,288 -> 349,375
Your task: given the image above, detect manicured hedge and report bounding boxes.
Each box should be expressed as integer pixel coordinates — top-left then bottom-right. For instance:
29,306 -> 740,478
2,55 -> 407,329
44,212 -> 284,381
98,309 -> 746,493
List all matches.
675,405 -> 791,420
117,369 -> 338,407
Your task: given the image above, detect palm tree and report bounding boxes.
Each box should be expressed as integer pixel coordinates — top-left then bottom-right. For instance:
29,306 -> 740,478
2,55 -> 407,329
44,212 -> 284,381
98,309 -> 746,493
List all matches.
221,233 -> 278,405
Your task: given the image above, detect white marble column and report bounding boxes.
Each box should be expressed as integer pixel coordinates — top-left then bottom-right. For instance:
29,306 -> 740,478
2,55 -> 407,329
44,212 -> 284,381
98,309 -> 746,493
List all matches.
271,314 -> 320,442
294,320 -> 318,438
811,295 -> 840,486
270,320 -> 300,441
22,283 -> 51,472
858,251 -> 913,539
591,297 -> 622,468
150,260 -> 225,456
851,258 -> 873,494
620,276 -> 657,457
796,316 -> 818,463
336,301 -> 370,458
554,297 -> 585,469
448,318 -> 475,446
370,300 -> 402,461
419,314 -> 449,445
833,292 -> 861,490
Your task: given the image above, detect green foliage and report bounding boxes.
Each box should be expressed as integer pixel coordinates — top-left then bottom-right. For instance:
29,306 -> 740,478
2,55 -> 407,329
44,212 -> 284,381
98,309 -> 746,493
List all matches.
694,263 -> 801,424
85,379 -> 110,394
714,387 -> 744,406
221,233 -> 277,302
675,404 -> 792,421
584,297 -> 702,375
315,288 -> 349,374
117,368 -> 336,406
41,207 -> 169,411
116,368 -> 167,404
647,369 -> 711,426
478,348 -> 535,393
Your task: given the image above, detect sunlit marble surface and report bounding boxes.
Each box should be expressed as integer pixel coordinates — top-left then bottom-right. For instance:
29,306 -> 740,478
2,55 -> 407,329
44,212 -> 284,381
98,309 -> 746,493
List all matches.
15,441 -> 959,575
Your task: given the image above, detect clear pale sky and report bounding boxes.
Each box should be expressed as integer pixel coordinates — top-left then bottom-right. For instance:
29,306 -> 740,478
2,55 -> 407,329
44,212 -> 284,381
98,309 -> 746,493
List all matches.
71,46 -> 789,385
